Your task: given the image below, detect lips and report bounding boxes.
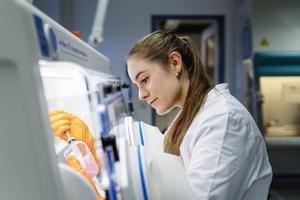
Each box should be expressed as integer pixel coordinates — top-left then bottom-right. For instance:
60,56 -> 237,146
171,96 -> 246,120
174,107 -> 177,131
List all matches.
150,98 -> 158,105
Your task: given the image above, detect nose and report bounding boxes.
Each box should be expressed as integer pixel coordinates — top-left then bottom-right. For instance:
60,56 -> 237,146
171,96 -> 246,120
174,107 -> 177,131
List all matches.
138,87 -> 149,101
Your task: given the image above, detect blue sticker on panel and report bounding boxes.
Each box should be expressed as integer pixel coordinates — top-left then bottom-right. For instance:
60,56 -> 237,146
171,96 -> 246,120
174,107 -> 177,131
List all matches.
48,27 -> 57,52
33,14 -> 49,57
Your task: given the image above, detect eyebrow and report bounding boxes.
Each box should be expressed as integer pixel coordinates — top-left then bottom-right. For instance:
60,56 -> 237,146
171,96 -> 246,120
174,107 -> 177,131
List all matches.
135,70 -> 146,81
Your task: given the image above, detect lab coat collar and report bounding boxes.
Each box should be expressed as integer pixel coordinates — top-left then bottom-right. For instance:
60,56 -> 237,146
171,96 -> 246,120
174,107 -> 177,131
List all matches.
207,83 -> 230,99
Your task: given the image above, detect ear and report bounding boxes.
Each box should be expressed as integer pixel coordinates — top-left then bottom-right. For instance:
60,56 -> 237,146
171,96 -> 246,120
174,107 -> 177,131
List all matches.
169,51 -> 182,74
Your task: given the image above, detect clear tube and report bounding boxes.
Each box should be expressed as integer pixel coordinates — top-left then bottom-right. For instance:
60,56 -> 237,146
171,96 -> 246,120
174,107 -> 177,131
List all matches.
63,140 -> 99,178
63,132 -> 107,198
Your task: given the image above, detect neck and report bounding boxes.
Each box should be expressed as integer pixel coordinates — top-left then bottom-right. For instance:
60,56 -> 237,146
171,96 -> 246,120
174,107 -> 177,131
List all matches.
178,78 -> 190,108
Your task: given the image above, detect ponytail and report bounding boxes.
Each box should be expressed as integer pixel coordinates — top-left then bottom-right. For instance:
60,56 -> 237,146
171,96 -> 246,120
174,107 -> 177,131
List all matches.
164,36 -> 212,155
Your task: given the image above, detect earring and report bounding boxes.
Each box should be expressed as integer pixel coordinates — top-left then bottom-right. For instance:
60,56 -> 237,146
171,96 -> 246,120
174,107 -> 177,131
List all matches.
175,71 -> 179,77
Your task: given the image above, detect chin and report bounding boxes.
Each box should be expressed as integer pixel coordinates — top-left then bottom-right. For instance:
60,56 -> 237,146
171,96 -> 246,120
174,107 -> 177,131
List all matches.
155,106 -> 173,116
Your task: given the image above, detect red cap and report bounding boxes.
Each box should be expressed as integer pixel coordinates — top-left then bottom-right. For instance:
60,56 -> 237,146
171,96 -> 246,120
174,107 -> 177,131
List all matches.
71,31 -> 81,38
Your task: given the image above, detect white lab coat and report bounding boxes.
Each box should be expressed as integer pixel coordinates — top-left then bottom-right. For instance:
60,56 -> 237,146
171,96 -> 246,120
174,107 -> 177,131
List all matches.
180,83 -> 272,199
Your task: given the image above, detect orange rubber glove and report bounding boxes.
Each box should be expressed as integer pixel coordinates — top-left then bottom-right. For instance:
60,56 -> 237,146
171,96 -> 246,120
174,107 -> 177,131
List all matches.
67,155 -> 104,200
49,110 -> 104,199
49,110 -> 97,162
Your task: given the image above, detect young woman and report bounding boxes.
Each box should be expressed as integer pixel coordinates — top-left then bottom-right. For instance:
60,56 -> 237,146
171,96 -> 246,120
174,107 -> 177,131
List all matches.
51,30 -> 272,199
126,30 -> 272,199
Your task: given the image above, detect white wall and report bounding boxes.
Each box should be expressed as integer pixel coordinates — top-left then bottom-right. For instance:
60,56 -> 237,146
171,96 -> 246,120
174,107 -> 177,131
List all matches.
35,0 -> 237,124
253,0 -> 300,51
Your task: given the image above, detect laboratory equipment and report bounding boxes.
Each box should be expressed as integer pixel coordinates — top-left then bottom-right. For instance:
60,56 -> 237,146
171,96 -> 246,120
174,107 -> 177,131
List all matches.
63,131 -> 99,180
0,0 -> 115,199
88,0 -> 110,47
99,114 -> 196,200
0,0 -> 198,199
253,51 -> 300,197
254,52 -> 300,138
64,140 -> 99,179
63,131 -> 105,198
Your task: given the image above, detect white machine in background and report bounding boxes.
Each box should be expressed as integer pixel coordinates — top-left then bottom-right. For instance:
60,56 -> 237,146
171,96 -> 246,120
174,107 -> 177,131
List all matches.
0,1 -> 196,199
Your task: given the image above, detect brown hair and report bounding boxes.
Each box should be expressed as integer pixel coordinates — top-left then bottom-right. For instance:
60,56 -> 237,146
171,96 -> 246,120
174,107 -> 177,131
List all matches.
128,30 -> 212,155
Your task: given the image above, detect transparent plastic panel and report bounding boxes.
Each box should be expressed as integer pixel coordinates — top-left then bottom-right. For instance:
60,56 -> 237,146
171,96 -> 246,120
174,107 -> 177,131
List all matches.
38,60 -> 108,197
39,60 -> 98,148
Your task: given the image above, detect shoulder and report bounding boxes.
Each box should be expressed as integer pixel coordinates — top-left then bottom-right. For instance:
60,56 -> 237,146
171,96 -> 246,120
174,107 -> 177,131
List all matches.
183,85 -> 260,150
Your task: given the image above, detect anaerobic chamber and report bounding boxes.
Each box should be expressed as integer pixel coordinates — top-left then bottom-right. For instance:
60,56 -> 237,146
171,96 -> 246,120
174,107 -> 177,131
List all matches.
254,52 -> 300,198
0,0 -> 117,199
0,1 -> 196,199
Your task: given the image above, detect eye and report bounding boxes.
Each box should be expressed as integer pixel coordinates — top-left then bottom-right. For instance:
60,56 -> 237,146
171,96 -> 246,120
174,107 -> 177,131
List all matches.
141,77 -> 149,85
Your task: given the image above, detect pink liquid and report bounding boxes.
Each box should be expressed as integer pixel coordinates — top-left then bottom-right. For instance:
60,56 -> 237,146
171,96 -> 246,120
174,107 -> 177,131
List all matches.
83,156 -> 99,178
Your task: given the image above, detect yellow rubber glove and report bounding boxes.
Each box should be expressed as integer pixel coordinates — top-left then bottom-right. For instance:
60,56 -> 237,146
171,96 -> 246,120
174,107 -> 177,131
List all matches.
49,110 -> 97,162
67,155 -> 105,200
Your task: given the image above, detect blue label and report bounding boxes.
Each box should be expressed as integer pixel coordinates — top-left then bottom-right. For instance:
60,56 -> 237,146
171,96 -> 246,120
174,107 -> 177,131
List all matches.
48,27 -> 57,52
99,109 -> 110,137
33,15 -> 49,57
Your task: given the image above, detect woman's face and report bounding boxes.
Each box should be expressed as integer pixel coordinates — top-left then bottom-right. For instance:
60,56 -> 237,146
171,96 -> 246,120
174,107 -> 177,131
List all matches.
127,55 -> 185,115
